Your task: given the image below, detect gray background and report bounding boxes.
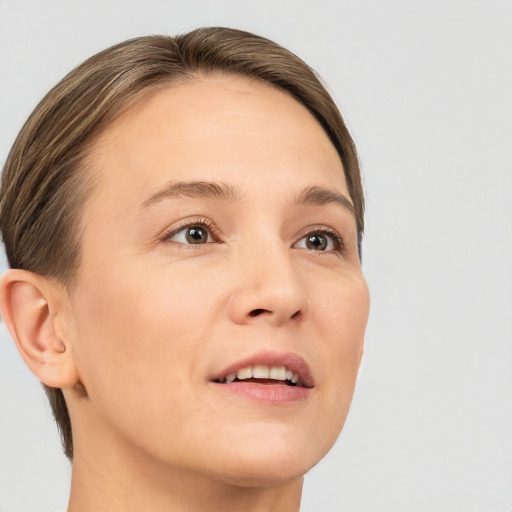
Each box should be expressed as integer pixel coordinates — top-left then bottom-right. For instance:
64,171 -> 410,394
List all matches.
0,1 -> 511,511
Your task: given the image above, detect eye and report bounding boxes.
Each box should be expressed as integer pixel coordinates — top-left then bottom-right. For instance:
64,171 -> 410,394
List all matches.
293,228 -> 344,253
164,220 -> 216,245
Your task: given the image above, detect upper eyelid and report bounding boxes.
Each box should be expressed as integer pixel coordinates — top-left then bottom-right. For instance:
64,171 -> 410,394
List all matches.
294,224 -> 343,241
293,225 -> 346,252
161,216 -> 220,242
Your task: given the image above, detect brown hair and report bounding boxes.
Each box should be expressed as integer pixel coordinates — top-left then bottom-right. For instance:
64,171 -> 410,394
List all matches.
0,27 -> 364,459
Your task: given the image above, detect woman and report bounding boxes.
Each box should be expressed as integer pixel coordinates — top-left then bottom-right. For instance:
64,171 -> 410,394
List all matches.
0,27 -> 369,511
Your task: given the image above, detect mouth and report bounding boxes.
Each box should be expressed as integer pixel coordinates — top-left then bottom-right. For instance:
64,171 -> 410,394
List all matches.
210,351 -> 314,393
213,364 -> 307,388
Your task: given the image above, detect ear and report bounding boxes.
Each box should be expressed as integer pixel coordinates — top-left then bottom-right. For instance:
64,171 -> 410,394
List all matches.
0,269 -> 78,388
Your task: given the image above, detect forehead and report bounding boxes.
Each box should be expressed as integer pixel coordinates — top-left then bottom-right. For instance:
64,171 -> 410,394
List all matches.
86,74 -> 348,209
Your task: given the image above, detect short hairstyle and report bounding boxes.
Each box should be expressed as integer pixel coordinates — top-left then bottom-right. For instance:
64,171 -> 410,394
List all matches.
0,27 -> 364,459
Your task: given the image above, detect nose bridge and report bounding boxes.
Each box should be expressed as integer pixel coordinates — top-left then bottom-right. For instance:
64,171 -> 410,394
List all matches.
228,230 -> 308,326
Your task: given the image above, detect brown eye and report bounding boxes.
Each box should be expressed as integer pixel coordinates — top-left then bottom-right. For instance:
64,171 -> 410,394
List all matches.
168,224 -> 214,245
293,228 -> 342,252
305,233 -> 328,251
185,226 -> 209,244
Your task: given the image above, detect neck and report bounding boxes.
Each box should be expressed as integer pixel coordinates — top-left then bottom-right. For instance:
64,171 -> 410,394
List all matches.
67,435 -> 303,512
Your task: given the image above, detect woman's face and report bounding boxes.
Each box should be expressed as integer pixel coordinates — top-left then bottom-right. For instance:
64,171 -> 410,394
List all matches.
64,74 -> 369,485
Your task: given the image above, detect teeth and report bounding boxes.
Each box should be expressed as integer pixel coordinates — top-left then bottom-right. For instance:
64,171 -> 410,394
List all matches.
237,367 -> 253,380
252,365 -> 270,379
269,366 -> 287,380
224,365 -> 300,384
225,372 -> 237,384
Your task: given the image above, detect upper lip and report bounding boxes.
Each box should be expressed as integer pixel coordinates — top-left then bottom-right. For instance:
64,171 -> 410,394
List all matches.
210,350 -> 314,388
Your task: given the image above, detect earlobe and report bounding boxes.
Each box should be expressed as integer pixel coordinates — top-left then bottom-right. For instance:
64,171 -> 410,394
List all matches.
0,269 -> 78,388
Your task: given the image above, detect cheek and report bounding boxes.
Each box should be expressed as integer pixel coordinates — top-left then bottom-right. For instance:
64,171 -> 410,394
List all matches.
311,272 -> 369,417
313,270 -> 369,350
69,256 -> 236,399
70,263 -> 212,402
66,262 -> 231,462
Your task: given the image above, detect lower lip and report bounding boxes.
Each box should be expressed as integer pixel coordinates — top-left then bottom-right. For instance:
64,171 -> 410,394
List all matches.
210,381 -> 311,404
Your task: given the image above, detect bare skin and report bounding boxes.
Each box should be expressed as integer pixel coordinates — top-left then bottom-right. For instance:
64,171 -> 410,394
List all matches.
1,74 -> 369,511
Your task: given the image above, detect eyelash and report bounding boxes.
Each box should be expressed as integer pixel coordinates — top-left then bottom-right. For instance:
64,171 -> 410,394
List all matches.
161,217 -> 221,246
294,225 -> 346,255
161,218 -> 345,254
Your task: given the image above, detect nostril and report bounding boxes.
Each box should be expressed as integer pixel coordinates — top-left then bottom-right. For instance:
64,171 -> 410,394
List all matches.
248,308 -> 302,319
249,308 -> 268,317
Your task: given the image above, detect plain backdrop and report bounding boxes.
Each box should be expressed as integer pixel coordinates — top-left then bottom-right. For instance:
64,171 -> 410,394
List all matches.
0,1 -> 511,511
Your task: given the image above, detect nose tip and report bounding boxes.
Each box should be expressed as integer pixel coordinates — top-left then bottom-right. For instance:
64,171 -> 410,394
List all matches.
228,250 -> 307,327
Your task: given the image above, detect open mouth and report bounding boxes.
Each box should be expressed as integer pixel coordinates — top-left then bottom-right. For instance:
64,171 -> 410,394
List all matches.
213,364 -> 309,388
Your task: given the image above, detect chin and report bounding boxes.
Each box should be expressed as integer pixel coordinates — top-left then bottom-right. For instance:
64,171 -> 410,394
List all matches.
196,425 -> 338,488
213,455 -> 312,488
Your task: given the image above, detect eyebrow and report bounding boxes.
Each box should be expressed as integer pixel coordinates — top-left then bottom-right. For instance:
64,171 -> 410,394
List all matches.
295,186 -> 355,216
140,180 -> 240,209
140,180 -> 354,216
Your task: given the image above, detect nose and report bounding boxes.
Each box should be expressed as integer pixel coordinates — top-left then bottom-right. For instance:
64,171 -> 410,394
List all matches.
228,241 -> 308,327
